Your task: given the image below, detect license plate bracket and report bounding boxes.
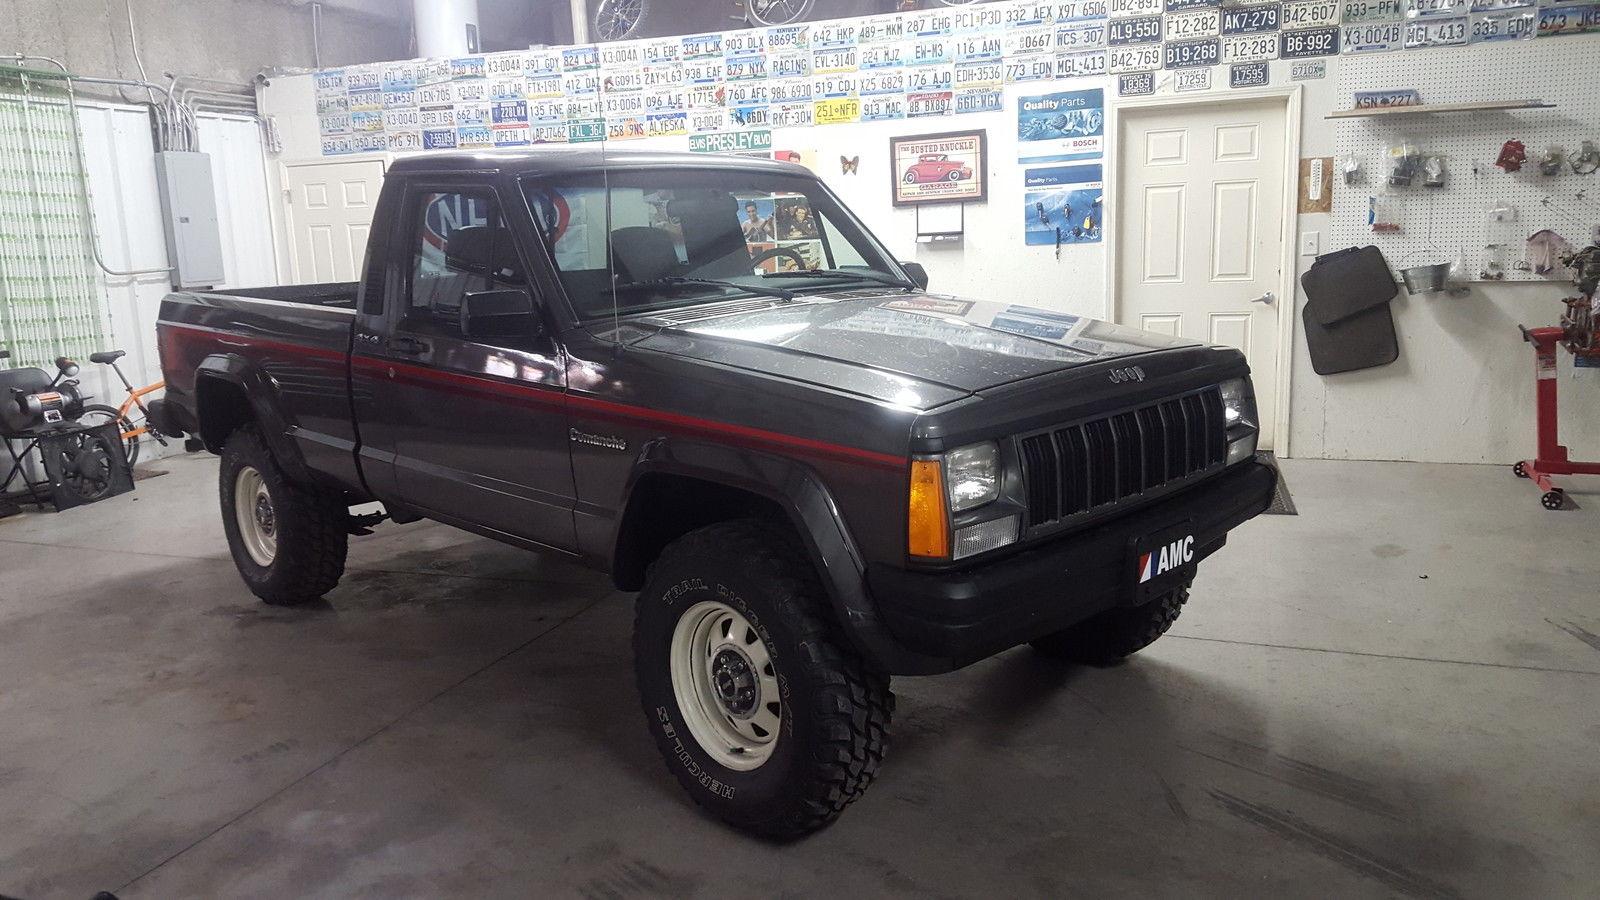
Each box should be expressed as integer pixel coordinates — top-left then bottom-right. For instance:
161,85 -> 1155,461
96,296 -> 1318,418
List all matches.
1130,519 -> 1197,603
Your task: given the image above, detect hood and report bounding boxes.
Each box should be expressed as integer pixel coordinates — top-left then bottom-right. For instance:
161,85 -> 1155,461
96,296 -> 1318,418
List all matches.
627,291 -> 1202,410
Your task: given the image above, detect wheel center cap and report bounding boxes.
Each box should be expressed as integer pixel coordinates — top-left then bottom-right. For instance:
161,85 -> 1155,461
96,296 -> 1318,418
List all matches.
710,648 -> 758,718
254,496 -> 275,535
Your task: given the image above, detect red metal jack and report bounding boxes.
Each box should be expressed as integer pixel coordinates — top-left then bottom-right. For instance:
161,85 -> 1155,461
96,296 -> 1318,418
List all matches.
1514,325 -> 1600,509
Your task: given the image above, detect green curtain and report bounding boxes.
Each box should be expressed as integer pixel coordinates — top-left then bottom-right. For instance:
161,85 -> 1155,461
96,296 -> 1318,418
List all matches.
0,68 -> 108,368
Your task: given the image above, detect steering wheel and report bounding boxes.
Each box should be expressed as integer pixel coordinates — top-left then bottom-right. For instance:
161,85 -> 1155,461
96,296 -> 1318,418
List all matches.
748,245 -> 809,271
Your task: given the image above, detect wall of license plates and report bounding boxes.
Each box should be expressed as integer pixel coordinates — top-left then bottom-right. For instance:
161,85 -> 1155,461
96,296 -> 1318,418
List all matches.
1328,40 -> 1600,283
309,0 -> 1600,156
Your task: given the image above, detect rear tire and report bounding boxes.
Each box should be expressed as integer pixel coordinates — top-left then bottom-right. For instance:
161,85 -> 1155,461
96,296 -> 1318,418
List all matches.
634,520 -> 892,838
218,424 -> 348,605
1031,587 -> 1189,666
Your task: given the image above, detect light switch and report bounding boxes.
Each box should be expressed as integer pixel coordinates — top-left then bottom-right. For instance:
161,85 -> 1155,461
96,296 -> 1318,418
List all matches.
1299,231 -> 1320,256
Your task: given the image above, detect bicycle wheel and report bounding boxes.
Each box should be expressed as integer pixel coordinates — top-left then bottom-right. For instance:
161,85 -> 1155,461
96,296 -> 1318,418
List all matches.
745,0 -> 816,26
76,404 -> 140,468
593,0 -> 648,40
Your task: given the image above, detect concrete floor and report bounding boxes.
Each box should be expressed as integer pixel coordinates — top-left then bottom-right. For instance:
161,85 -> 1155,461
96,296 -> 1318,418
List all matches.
1,454 -> 1597,899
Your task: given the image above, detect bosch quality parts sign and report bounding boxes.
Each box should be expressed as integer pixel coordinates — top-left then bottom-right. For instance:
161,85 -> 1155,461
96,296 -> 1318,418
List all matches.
1017,88 -> 1105,164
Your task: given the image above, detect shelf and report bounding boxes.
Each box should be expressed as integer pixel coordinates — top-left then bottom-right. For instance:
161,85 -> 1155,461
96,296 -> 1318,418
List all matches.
1327,99 -> 1556,119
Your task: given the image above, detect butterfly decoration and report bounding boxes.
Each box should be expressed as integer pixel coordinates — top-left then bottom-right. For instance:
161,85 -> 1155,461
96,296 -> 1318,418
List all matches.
840,155 -> 859,175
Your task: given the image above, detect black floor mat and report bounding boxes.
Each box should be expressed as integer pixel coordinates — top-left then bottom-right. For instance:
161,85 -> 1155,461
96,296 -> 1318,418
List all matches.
1258,451 -> 1298,516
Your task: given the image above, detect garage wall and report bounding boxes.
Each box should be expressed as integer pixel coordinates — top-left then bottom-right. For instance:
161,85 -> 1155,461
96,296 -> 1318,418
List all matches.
0,0 -> 408,87
71,103 -> 277,459
256,34 -> 1600,465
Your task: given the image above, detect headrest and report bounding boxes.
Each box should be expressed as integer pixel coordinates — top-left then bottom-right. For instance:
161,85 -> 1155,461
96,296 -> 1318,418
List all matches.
611,226 -> 681,283
445,226 -> 522,282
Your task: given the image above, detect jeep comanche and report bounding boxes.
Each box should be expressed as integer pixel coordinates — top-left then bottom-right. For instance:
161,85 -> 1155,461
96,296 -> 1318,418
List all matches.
152,148 -> 1275,837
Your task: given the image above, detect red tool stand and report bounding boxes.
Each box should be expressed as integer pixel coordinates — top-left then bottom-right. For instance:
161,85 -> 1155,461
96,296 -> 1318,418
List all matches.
1514,325 -> 1600,509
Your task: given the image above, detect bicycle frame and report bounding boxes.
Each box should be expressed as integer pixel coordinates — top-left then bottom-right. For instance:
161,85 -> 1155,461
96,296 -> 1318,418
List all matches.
103,360 -> 165,443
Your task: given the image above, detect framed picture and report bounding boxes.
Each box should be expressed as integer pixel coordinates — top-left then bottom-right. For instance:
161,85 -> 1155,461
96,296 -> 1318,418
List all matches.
889,129 -> 988,207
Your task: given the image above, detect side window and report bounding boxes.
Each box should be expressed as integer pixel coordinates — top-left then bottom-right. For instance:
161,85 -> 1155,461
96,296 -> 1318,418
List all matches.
817,209 -> 870,270
403,189 -> 523,335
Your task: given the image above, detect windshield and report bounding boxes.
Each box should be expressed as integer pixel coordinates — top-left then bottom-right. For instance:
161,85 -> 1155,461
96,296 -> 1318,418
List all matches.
522,168 -> 904,320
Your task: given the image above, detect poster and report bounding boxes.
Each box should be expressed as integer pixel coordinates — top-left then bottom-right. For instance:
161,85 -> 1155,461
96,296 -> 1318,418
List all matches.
1017,88 -> 1104,165
889,130 -> 988,206
1023,164 -> 1103,245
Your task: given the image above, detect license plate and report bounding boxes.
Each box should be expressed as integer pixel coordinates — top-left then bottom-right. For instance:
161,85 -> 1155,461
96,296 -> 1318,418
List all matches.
1341,20 -> 1405,49
1055,49 -> 1109,77
1282,0 -> 1342,27
1109,15 -> 1165,43
1342,0 -> 1404,19
1223,3 -> 1283,32
1222,32 -> 1281,60
1167,8 -> 1223,37
1133,523 -> 1198,599
1281,25 -> 1341,55
1056,22 -> 1109,50
1404,16 -> 1469,44
1109,44 -> 1164,71
1406,0 -> 1466,16
1109,0 -> 1164,16
1469,9 -> 1535,39
1164,37 -> 1220,66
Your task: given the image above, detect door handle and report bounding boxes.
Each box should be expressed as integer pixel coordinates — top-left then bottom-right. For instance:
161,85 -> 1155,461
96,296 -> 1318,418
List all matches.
386,336 -> 430,355
1249,291 -> 1276,305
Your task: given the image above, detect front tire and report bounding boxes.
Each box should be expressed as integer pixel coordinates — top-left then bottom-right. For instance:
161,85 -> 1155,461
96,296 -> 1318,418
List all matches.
218,425 -> 348,605
1031,587 -> 1189,666
634,520 -> 892,838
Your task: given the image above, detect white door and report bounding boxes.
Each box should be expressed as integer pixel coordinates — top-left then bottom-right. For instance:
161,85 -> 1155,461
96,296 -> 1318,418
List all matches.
283,159 -> 385,283
1116,97 -> 1287,448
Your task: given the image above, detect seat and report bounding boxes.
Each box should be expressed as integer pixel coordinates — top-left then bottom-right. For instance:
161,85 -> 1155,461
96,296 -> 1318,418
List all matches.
611,226 -> 682,283
89,350 -> 126,364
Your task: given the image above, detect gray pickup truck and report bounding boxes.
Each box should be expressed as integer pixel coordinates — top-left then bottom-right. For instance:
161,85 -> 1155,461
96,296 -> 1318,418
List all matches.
153,148 -> 1274,837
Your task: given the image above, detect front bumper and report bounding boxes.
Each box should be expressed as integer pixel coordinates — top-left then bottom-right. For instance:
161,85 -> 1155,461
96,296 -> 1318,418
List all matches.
864,459 -> 1276,673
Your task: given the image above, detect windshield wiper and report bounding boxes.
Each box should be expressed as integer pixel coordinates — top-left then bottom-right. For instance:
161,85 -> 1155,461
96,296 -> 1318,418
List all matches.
613,276 -> 796,302
761,268 -> 917,290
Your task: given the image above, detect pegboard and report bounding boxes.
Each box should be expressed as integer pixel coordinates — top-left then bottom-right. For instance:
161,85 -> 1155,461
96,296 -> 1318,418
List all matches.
1331,40 -> 1600,284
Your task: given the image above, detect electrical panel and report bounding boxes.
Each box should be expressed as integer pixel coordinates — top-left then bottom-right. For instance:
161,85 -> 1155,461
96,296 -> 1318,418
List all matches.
153,151 -> 225,289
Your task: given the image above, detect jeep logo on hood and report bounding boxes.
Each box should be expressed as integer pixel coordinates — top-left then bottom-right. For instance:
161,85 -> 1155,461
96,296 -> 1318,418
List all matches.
1108,365 -> 1146,384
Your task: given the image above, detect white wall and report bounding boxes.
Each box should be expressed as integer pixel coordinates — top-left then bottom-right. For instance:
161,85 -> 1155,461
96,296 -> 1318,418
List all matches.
70,104 -> 279,461
258,38 -> 1600,464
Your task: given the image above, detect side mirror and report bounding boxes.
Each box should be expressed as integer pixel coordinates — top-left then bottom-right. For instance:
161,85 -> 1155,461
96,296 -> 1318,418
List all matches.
901,261 -> 929,290
460,289 -> 539,342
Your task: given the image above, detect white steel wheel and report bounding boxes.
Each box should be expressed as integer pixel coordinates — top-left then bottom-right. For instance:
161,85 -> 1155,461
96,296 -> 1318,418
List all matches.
669,600 -> 782,771
233,465 -> 277,567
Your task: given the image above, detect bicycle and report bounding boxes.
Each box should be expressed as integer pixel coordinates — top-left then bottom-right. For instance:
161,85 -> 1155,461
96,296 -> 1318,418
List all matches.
74,350 -> 168,467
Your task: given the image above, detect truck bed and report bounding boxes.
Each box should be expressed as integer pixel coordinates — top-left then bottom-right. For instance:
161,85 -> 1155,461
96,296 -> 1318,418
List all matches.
156,284 -> 362,493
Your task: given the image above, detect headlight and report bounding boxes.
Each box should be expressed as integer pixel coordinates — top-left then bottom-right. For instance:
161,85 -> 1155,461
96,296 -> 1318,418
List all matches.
1219,377 -> 1259,465
945,441 -> 1000,512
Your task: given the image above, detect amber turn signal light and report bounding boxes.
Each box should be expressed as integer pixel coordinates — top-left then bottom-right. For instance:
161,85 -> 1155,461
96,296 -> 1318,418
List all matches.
908,458 -> 950,558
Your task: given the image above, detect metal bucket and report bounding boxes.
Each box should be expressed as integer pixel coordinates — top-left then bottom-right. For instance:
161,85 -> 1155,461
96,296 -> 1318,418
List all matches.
1401,262 -> 1452,294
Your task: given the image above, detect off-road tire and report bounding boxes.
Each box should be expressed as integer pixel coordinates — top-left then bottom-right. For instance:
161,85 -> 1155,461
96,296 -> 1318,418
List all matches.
634,519 -> 892,839
1031,587 -> 1189,665
218,424 -> 348,605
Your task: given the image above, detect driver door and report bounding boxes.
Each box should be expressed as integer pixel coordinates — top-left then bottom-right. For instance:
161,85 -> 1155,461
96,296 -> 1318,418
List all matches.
370,178 -> 576,551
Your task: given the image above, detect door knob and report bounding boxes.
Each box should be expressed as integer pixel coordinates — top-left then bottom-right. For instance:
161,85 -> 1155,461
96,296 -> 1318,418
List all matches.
1249,291 -> 1276,305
